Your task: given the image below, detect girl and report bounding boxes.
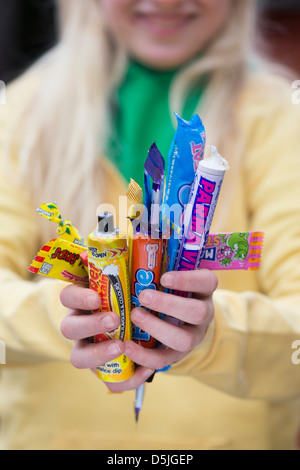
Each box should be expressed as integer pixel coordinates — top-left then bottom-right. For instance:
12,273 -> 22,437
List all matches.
1,0 -> 300,450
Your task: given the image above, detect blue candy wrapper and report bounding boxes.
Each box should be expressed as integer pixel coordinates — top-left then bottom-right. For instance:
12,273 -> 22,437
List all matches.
162,113 -> 206,272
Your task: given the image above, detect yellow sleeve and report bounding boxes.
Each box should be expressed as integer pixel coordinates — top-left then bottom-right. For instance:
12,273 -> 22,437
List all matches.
0,78 -> 71,365
171,75 -> 300,401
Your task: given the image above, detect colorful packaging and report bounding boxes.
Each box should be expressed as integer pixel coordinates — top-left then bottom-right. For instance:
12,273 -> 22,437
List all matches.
87,212 -> 134,383
28,238 -> 89,285
175,146 -> 229,273
126,179 -> 144,275
169,145 -> 229,302
144,142 -> 165,229
131,234 -> 164,349
162,114 -> 206,273
36,202 -> 86,246
200,232 -> 264,270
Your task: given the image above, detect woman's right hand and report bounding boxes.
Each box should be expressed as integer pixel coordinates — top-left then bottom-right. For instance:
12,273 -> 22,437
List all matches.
60,284 -> 124,370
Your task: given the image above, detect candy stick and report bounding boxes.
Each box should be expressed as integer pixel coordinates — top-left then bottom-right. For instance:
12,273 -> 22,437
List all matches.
162,114 -> 206,273
163,145 -> 229,324
133,143 -> 165,422
87,212 -> 134,383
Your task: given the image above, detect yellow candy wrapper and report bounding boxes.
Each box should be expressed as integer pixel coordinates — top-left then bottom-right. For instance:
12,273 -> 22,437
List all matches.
28,202 -> 88,285
87,212 -> 135,383
37,202 -> 86,247
28,238 -> 89,285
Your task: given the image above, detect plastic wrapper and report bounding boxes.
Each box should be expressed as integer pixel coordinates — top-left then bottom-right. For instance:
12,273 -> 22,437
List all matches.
87,212 -> 134,383
161,114 -> 206,273
131,235 -> 164,348
36,202 -> 86,246
201,232 -> 264,271
175,146 -> 229,277
28,238 -> 88,285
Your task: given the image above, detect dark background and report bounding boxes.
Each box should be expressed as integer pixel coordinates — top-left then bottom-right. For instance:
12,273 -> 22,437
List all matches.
0,0 -> 57,83
0,0 -> 300,84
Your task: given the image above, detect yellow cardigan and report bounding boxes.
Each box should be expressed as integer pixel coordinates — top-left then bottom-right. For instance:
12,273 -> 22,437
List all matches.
0,71 -> 300,450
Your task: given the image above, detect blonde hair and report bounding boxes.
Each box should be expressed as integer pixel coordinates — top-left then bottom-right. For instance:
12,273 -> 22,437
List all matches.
5,0 -> 261,234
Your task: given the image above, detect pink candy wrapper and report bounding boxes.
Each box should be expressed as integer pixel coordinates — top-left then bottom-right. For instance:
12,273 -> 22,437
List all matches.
201,232 -> 264,270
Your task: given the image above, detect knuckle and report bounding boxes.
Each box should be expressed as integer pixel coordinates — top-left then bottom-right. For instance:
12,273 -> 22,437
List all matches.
59,288 -> 68,307
70,347 -> 82,369
207,304 -> 215,323
207,270 -> 218,292
176,330 -> 194,353
155,356 -> 168,371
60,317 -> 73,339
189,301 -> 206,325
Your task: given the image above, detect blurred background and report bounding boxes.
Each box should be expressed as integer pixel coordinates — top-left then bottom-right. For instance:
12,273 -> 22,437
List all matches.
0,0 -> 57,83
0,0 -> 300,84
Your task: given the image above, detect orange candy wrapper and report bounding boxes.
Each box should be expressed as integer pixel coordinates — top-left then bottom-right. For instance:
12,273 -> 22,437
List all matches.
130,235 -> 164,349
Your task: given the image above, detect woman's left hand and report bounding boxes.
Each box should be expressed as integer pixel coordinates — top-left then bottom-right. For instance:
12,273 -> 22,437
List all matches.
106,268 -> 218,393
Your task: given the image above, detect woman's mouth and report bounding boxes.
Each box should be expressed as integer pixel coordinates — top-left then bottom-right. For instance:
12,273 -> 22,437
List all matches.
133,12 -> 196,37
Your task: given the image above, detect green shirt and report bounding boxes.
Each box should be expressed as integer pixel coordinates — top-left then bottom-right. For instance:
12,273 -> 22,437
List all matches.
107,61 -> 205,188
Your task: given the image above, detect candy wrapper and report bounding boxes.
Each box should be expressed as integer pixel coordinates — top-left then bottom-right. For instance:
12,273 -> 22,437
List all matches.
29,203 -> 88,284
131,234 -> 164,348
201,232 -> 264,271
162,114 -> 206,273
144,142 -> 165,229
175,145 -> 229,275
28,238 -> 89,285
36,202 -> 86,246
163,144 -> 229,325
87,212 -> 134,382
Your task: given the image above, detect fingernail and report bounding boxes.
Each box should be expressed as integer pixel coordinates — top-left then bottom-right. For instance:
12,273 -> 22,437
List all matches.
107,342 -> 121,357
143,368 -> 155,380
102,315 -> 117,332
161,273 -> 175,288
132,308 -> 146,323
139,289 -> 154,305
87,295 -> 100,310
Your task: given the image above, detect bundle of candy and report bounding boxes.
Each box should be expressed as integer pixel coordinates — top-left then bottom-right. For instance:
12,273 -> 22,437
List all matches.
28,114 -> 264,415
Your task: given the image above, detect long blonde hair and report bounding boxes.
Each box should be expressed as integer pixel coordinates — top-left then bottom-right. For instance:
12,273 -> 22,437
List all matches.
5,0 -> 260,234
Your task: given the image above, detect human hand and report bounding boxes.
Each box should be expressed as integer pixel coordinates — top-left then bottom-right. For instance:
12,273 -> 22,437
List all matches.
60,284 -> 125,372
107,268 -> 217,393
59,268 -> 217,392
